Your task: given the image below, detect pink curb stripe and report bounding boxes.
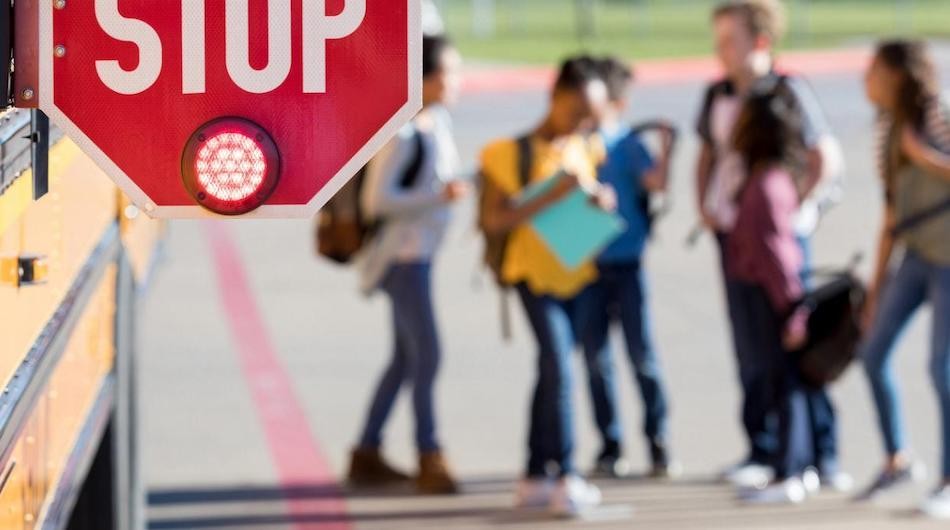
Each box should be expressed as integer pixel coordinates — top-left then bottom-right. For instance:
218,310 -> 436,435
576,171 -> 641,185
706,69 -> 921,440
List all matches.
461,48 -> 872,94
204,221 -> 352,530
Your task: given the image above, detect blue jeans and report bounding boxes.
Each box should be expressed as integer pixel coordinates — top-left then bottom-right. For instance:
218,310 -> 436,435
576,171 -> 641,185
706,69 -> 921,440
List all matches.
718,234 -> 839,472
574,261 -> 669,458
516,284 -> 577,478
731,281 -> 813,480
359,263 -> 442,452
862,251 -> 950,478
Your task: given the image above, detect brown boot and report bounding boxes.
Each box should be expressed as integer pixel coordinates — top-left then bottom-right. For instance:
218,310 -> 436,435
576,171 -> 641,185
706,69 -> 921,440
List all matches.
347,447 -> 410,487
416,451 -> 459,495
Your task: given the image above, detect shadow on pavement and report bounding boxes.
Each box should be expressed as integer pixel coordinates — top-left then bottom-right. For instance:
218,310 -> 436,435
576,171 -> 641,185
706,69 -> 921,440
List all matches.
149,483 -> 347,505
148,507 -> 505,529
147,476 -> 943,530
148,474 -> 522,505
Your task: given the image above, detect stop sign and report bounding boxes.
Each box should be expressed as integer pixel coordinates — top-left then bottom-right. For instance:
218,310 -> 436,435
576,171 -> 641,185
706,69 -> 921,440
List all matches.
37,0 -> 422,217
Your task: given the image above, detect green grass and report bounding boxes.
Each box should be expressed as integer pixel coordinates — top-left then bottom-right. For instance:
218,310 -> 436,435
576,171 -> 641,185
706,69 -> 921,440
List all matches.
436,0 -> 950,64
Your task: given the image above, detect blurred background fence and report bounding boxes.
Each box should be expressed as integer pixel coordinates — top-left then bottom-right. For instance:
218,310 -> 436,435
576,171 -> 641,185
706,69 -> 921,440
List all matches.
433,0 -> 950,63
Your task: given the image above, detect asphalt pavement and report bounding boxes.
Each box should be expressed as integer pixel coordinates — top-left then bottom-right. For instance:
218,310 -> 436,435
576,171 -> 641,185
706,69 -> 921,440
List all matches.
140,44 -> 950,529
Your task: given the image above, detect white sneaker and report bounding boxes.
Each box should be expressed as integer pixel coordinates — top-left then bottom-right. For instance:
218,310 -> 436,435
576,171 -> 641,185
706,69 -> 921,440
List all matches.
920,486 -> 950,520
723,461 -> 773,489
514,477 -> 555,509
802,468 -> 821,496
740,477 -> 808,505
821,471 -> 855,493
549,475 -> 602,517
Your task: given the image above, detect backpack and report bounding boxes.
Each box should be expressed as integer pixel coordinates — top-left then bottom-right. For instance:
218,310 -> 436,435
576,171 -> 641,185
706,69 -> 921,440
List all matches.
478,135 -> 532,285
629,121 -> 679,236
477,135 -> 532,340
316,129 -> 426,264
795,270 -> 866,388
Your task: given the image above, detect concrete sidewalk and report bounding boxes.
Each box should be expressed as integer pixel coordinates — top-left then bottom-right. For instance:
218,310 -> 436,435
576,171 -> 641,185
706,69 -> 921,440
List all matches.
140,46 -> 950,529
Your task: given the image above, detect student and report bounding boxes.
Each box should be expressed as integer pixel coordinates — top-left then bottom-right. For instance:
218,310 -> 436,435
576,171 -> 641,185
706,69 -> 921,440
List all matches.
695,0 -> 848,491
727,87 -> 812,504
859,40 -> 950,519
574,56 -> 677,479
479,56 -> 614,516
347,35 -> 469,495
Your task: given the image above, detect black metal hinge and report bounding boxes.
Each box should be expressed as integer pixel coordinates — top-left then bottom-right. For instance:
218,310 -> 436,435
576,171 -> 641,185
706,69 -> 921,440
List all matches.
29,109 -> 48,200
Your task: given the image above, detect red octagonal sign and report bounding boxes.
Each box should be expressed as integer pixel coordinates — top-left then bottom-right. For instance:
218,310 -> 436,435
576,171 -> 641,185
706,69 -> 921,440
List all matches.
38,0 -> 422,217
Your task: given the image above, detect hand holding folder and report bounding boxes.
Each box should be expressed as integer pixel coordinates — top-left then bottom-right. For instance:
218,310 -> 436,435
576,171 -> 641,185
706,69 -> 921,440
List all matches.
517,174 -> 626,270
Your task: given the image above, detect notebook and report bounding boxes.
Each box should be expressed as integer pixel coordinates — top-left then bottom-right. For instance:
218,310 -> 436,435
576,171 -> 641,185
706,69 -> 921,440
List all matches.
517,179 -> 626,269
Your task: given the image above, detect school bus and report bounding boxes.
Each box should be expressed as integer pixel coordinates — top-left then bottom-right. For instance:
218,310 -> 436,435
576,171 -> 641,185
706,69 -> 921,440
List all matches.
0,106 -> 163,529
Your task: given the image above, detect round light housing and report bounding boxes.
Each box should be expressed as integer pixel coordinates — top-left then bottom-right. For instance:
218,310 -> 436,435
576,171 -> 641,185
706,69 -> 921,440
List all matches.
182,117 -> 280,216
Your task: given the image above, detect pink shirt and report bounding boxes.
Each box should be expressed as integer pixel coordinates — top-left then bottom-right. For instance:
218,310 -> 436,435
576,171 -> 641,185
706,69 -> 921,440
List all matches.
727,167 -> 805,319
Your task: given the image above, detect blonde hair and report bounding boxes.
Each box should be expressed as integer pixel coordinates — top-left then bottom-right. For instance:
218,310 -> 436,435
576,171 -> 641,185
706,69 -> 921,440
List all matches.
713,0 -> 788,42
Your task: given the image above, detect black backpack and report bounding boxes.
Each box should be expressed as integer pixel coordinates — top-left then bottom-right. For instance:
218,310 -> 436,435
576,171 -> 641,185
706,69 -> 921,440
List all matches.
795,270 -> 866,388
629,121 -> 679,236
316,130 -> 426,264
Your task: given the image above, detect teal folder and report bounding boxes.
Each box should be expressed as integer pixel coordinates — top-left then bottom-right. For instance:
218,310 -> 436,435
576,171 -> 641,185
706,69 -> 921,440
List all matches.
517,179 -> 626,269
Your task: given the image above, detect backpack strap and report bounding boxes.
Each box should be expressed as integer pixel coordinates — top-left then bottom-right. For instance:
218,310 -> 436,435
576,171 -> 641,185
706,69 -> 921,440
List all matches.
891,196 -> 950,237
496,135 -> 533,342
364,129 -> 428,242
516,135 -> 533,190
887,98 -> 950,237
398,128 -> 427,189
696,79 -> 735,147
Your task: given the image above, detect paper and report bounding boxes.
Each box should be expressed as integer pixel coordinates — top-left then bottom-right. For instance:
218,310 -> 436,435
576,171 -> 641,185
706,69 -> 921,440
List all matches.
517,179 -> 626,269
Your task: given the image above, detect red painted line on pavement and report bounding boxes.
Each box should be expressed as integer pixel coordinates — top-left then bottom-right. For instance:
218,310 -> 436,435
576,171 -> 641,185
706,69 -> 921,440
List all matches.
204,221 -> 351,530
461,47 -> 872,94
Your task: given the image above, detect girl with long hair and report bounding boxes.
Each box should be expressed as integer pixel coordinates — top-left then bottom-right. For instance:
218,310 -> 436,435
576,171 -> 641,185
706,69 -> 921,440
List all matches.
860,40 -> 950,519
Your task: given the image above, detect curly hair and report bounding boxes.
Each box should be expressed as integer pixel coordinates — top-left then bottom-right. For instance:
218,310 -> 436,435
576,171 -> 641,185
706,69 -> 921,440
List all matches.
874,40 -> 940,130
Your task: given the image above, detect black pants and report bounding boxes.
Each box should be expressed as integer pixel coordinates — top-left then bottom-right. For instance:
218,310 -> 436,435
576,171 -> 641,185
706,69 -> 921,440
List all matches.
730,280 -> 813,480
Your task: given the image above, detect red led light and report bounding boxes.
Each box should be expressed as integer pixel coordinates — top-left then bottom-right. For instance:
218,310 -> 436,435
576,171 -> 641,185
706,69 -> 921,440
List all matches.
182,118 -> 280,215
196,132 -> 267,202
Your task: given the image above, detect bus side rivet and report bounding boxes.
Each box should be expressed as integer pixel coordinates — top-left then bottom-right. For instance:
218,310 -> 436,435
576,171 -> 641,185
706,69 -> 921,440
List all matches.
54,45 -> 67,58
53,0 -> 66,9
21,88 -> 34,101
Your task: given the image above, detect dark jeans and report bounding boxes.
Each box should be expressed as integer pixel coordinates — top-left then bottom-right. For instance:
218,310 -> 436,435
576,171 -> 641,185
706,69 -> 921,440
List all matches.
731,280 -> 813,480
574,261 -> 670,459
718,233 -> 839,473
359,263 -> 442,452
516,283 -> 577,478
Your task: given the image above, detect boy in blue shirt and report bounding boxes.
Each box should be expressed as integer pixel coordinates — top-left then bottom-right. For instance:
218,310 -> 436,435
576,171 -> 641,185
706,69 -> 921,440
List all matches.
574,57 -> 677,478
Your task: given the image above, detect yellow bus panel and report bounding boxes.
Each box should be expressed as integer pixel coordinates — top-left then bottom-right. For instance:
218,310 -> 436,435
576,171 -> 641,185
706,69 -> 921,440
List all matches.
0,265 -> 116,529
0,139 -> 117,392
